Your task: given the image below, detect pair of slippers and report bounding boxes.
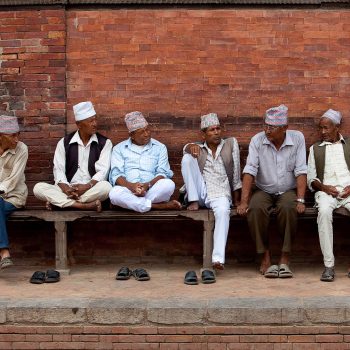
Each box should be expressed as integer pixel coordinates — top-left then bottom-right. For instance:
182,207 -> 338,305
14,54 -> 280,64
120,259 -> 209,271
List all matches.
116,267 -> 150,281
30,270 -> 60,284
184,269 -> 216,285
264,264 -> 293,278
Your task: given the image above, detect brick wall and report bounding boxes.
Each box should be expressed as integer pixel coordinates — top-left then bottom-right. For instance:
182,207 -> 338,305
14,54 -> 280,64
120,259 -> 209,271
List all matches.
2,324 -> 350,349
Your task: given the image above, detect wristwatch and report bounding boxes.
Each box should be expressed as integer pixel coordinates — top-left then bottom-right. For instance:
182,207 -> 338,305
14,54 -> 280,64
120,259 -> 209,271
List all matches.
296,198 -> 305,204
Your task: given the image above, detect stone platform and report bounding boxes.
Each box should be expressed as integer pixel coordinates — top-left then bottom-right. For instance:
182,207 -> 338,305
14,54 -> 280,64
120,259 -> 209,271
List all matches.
1,262 -> 350,349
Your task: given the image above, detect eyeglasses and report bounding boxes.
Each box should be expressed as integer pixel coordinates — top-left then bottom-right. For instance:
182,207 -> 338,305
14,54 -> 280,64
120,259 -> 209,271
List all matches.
263,124 -> 283,132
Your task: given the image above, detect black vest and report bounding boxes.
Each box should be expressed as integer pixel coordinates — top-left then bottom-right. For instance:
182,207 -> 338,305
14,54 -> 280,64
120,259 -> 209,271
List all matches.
64,132 -> 108,183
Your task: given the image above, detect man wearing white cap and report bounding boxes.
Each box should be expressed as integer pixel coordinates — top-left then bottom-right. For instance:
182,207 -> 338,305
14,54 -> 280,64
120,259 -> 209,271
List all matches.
109,111 -> 181,212
34,101 -> 112,211
237,105 -> 307,278
0,115 -> 28,269
181,113 -> 242,272
307,109 -> 350,282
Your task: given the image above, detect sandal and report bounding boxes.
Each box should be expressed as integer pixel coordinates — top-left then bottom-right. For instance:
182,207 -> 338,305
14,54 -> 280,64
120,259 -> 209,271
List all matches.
30,271 -> 46,284
264,264 -> 279,278
45,269 -> 60,283
0,257 -> 13,269
201,269 -> 216,284
116,267 -> 131,280
184,271 -> 198,285
132,268 -> 150,281
278,264 -> 293,278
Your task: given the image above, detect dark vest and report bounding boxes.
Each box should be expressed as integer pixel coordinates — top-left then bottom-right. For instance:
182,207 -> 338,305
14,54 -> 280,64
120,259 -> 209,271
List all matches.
313,137 -> 350,183
197,137 -> 236,192
64,132 -> 108,183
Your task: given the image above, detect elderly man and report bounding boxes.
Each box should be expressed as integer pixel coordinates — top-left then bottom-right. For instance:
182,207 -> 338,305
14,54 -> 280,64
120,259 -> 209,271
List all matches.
181,113 -> 242,271
237,105 -> 307,278
109,111 -> 181,212
34,101 -> 112,211
307,109 -> 350,282
0,115 -> 28,269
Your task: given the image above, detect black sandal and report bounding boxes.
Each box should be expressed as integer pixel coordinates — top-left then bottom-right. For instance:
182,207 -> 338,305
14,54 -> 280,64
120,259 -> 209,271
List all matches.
30,271 -> 46,284
116,267 -> 131,280
201,269 -> 216,284
132,268 -> 150,281
184,271 -> 198,285
45,269 -> 60,283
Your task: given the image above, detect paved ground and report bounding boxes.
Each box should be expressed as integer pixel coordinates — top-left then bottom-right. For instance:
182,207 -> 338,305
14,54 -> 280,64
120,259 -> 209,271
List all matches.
1,262 -> 350,300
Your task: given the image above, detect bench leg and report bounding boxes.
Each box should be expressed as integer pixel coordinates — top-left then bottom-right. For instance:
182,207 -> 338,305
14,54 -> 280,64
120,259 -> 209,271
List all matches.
203,220 -> 214,269
54,221 -> 70,275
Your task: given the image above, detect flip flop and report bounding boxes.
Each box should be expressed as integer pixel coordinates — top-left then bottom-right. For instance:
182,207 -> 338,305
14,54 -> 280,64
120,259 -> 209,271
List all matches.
0,257 -> 13,269
116,267 -> 131,280
30,271 -> 46,284
278,264 -> 293,278
132,268 -> 150,281
264,264 -> 279,278
184,271 -> 198,285
201,269 -> 216,284
45,269 -> 60,283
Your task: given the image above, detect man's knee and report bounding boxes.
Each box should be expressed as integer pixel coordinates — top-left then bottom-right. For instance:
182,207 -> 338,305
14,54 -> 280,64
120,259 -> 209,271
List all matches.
158,178 -> 175,192
33,182 -> 48,197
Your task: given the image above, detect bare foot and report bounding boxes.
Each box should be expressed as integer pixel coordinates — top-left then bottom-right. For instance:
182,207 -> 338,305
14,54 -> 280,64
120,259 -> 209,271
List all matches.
45,202 -> 52,211
152,200 -> 182,210
187,201 -> 199,211
74,200 -> 102,212
0,248 -> 10,260
213,261 -> 224,270
259,250 -> 271,275
279,252 -> 289,266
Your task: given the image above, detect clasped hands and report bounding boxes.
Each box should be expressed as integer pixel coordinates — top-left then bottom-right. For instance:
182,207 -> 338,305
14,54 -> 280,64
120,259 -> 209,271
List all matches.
60,183 -> 90,200
322,185 -> 350,199
128,182 -> 150,197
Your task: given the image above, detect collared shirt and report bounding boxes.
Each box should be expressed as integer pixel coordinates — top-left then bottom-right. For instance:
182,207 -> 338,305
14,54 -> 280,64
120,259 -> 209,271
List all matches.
243,130 -> 307,194
307,135 -> 350,191
183,138 -> 242,201
109,137 -> 173,185
0,141 -> 28,208
53,131 -> 112,185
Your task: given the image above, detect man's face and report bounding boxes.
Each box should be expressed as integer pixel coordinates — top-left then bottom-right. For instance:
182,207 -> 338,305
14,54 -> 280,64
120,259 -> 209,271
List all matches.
202,125 -> 222,146
131,126 -> 151,146
77,116 -> 97,136
319,117 -> 339,143
264,124 -> 288,143
0,132 -> 19,150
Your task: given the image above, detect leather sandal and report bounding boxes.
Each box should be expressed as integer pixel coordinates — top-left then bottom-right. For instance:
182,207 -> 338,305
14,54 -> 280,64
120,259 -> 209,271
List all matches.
132,268 -> 150,281
201,269 -> 216,284
45,269 -> 60,283
116,267 -> 131,280
320,267 -> 335,282
184,271 -> 198,285
30,271 -> 46,284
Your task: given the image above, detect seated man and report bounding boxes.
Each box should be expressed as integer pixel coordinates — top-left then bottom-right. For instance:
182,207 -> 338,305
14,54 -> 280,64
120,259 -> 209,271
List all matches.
237,105 -> 307,278
0,115 -> 28,268
307,109 -> 350,282
109,111 -> 180,212
181,113 -> 242,270
34,101 -> 112,211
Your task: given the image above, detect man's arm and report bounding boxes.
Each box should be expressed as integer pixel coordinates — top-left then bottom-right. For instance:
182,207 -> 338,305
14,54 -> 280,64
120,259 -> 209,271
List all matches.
236,173 -> 254,216
295,174 -> 307,214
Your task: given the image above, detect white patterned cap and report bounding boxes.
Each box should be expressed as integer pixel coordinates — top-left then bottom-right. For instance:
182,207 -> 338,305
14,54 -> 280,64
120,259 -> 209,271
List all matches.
321,109 -> 342,125
200,113 -> 220,130
265,104 -> 288,126
73,101 -> 96,122
0,115 -> 20,134
125,111 -> 148,132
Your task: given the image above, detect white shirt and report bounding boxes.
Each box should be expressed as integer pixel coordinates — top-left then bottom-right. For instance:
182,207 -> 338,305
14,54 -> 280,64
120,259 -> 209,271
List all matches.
53,131 -> 112,185
307,136 -> 350,192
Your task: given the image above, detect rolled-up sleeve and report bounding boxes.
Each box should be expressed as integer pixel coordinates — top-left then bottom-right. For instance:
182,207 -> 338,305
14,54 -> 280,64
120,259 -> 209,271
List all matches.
232,138 -> 242,191
294,133 -> 307,177
109,144 -> 126,185
53,138 -> 69,185
243,137 -> 259,177
92,139 -> 112,182
154,144 -> 173,179
307,145 -> 319,191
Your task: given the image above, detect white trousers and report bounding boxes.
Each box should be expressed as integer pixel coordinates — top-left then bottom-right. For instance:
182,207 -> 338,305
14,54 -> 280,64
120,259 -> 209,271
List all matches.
181,154 -> 231,264
109,178 -> 175,213
315,191 -> 350,267
33,181 -> 112,208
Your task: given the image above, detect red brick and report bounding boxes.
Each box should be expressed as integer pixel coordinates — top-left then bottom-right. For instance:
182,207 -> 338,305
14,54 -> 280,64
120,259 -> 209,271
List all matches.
288,335 -> 316,342
316,335 -> 343,342
11,342 -> 39,350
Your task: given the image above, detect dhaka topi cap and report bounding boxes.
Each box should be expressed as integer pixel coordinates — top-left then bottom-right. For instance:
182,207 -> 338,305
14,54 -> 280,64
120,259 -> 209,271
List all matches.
265,104 -> 288,126
321,109 -> 342,125
0,115 -> 19,134
125,111 -> 148,133
73,101 -> 96,122
200,113 -> 220,130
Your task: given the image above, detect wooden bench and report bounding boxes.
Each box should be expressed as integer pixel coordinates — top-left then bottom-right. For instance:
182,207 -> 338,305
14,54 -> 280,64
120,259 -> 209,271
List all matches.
8,206 -> 349,274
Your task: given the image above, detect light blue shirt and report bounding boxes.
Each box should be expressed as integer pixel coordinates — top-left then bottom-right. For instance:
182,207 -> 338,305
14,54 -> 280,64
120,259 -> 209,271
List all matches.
109,138 -> 173,185
243,130 -> 307,194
